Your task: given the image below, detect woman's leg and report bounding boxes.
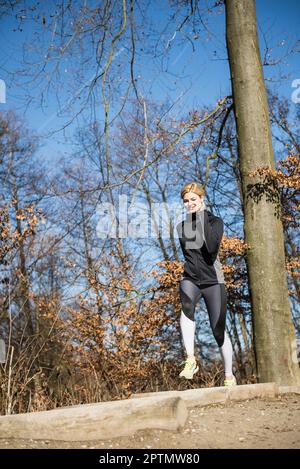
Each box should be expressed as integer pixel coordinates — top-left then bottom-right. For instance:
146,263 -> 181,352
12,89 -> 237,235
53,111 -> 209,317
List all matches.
179,278 -> 202,359
220,330 -> 233,378
201,284 -> 234,379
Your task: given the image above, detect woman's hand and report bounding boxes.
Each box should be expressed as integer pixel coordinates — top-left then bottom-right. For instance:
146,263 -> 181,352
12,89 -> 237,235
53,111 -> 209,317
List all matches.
199,198 -> 206,211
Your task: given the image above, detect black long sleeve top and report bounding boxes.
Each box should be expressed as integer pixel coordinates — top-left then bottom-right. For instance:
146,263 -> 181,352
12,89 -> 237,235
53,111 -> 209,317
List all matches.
176,209 -> 225,285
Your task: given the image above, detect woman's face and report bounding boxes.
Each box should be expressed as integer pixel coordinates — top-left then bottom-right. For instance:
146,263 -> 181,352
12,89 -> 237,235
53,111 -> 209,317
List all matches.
183,192 -> 204,213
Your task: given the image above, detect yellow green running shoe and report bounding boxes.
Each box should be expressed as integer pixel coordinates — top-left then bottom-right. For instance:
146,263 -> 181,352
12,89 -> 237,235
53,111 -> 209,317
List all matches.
179,358 -> 199,380
224,375 -> 237,387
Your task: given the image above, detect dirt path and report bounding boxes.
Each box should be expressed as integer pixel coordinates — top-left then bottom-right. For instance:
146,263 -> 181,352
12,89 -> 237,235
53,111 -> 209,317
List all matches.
0,394 -> 299,449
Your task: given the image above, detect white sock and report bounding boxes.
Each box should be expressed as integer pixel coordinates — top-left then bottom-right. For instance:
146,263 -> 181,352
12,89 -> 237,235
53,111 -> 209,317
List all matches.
219,330 -> 233,376
180,310 -> 195,358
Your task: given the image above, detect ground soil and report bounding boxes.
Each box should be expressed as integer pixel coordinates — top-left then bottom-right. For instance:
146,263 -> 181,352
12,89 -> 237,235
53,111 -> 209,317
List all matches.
0,394 -> 299,449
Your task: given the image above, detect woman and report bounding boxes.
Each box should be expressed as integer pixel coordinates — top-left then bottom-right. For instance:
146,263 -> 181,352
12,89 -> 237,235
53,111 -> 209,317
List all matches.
176,182 -> 236,386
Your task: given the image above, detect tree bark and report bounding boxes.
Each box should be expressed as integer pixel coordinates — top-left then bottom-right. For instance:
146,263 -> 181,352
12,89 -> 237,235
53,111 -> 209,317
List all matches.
225,0 -> 300,385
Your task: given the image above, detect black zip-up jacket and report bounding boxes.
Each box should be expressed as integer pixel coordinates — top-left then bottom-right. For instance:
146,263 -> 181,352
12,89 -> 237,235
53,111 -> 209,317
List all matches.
176,209 -> 224,285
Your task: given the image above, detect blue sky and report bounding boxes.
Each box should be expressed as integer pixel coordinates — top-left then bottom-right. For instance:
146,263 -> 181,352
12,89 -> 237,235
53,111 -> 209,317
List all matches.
0,0 -> 299,167
0,1 -> 298,303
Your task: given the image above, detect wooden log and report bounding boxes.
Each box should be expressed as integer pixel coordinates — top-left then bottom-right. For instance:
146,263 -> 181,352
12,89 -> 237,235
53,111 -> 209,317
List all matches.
131,383 -> 279,407
278,385 -> 300,395
0,395 -> 187,441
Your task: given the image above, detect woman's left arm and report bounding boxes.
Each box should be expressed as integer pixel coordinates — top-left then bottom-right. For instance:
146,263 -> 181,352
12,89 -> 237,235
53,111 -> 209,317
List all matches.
203,211 -> 224,254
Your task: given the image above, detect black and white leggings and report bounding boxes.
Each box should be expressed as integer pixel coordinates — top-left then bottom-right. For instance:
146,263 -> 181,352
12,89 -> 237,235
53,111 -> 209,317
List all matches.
179,277 -> 233,375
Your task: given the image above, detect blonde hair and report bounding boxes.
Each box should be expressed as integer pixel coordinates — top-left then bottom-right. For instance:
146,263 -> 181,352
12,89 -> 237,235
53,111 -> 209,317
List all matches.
180,182 -> 205,200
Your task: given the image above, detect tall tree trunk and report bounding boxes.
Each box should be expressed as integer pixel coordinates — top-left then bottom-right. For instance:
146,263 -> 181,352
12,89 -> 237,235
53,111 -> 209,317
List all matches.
225,0 -> 300,385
